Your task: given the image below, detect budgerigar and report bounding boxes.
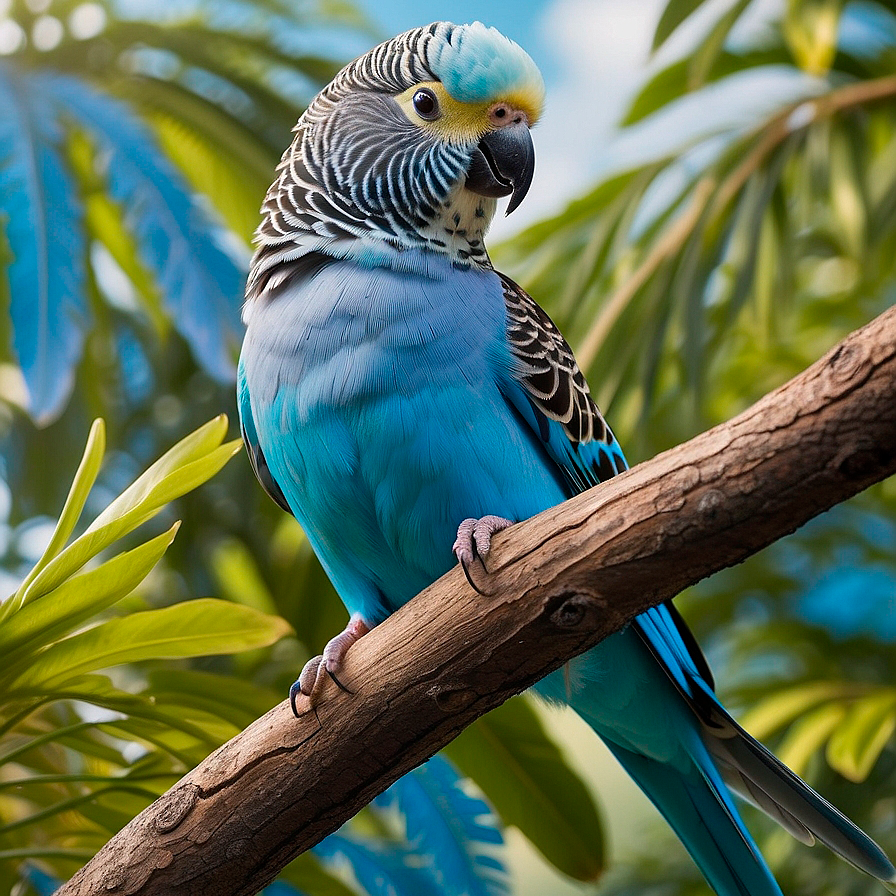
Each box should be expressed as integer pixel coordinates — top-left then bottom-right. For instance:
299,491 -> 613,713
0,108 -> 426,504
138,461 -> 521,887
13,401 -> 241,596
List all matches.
238,22 -> 896,896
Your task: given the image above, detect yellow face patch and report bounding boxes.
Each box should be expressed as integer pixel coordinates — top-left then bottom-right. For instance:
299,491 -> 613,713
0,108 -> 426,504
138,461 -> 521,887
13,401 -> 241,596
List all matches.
396,81 -> 542,144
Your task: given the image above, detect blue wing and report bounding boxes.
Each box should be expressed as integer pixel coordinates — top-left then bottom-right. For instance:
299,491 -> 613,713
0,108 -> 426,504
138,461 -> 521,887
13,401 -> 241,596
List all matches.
496,273 -> 711,691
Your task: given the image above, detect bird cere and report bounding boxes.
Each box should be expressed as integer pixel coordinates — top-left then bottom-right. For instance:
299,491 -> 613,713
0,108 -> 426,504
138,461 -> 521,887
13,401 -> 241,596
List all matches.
238,22 -> 896,896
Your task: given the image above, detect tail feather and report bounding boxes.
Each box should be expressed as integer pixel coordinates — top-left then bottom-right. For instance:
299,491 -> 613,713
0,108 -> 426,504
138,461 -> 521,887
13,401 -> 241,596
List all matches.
705,705 -> 896,885
606,740 -> 783,896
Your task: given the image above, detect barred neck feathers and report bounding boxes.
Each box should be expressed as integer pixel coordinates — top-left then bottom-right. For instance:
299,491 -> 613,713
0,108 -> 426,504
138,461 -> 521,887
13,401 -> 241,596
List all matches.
246,22 -> 543,300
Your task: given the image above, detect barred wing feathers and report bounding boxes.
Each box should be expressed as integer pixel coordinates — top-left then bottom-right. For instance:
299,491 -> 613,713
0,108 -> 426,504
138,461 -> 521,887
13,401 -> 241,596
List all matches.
498,273 -> 627,494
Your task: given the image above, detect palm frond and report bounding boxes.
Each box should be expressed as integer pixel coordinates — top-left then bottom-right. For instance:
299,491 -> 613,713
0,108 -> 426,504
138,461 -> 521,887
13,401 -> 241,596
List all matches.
0,66 -> 88,422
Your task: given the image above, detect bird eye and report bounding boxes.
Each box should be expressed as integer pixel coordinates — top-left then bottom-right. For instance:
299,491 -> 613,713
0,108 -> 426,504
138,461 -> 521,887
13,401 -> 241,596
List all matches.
412,88 -> 440,120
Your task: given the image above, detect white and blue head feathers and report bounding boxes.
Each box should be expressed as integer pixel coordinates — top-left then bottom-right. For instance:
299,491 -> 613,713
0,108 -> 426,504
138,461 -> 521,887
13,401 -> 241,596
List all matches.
427,22 -> 545,110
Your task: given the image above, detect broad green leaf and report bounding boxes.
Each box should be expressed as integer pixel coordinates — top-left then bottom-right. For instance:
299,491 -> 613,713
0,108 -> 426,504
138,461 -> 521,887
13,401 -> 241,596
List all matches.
87,414 -> 230,531
826,690 -> 896,782
775,702 -> 847,777
0,524 -> 179,665
443,696 -> 604,882
739,681 -> 860,740
7,599 -> 292,692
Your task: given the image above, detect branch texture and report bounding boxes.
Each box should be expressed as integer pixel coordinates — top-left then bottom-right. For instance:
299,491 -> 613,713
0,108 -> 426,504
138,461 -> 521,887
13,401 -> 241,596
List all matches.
60,306 -> 896,896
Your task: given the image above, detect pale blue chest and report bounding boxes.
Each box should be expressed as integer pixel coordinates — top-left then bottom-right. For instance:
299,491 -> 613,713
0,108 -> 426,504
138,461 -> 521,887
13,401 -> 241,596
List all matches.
241,258 -> 566,619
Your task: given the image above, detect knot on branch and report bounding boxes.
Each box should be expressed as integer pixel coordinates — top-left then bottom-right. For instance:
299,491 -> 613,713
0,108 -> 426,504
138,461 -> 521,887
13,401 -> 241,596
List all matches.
696,488 -> 730,527
429,685 -> 477,712
154,784 -> 199,833
549,593 -> 596,628
824,341 -> 871,393
836,443 -> 896,482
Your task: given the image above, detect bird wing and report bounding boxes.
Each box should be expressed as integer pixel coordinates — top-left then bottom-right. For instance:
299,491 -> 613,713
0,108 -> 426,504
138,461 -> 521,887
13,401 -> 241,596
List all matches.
496,272 -> 716,690
498,273 -> 628,491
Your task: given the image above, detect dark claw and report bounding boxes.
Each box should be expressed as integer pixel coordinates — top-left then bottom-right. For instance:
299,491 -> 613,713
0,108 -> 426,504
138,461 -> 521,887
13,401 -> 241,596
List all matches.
327,668 -> 353,694
289,679 -> 303,718
460,554 -> 491,596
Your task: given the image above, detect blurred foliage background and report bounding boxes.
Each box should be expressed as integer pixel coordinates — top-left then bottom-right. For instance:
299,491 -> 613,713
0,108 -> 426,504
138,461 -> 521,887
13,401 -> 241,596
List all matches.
0,0 -> 894,894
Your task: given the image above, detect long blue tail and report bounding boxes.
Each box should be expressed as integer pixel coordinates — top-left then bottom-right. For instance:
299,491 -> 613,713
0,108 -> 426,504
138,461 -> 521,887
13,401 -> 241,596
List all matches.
605,738 -> 782,896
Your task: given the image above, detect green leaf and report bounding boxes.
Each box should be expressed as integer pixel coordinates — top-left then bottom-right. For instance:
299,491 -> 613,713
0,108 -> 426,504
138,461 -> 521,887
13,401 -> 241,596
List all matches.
85,414 -> 232,531
652,0 -> 711,52
144,668 -> 280,727
623,49 -> 791,125
7,599 -> 292,692
826,690 -> 896,782
687,0 -> 752,90
21,417 -> 241,604
739,681 -> 860,740
143,94 -> 275,243
0,524 -> 179,666
0,720 -> 96,766
783,0 -> 846,76
3,418 -> 105,620
210,537 -> 278,615
776,702 -> 847,777
443,696 -> 604,882
277,852 -> 361,896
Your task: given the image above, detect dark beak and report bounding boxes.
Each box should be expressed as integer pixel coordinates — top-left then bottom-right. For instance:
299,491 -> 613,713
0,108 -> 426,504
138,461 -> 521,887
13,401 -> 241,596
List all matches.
465,121 -> 535,215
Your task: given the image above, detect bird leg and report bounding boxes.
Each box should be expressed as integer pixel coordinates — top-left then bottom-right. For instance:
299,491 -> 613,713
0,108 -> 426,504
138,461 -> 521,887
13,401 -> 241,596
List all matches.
289,613 -> 370,716
453,515 -> 513,593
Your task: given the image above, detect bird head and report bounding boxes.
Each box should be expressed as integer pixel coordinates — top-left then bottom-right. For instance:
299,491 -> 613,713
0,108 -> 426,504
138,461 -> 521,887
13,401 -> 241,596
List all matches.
251,22 -> 544,287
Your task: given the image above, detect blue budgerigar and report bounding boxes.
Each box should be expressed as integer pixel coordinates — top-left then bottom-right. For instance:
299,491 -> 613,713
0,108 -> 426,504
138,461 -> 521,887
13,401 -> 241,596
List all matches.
238,22 -> 895,896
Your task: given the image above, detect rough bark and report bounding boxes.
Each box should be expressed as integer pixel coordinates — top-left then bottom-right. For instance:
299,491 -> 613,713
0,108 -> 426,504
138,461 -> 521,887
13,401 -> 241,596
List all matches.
60,306 -> 896,896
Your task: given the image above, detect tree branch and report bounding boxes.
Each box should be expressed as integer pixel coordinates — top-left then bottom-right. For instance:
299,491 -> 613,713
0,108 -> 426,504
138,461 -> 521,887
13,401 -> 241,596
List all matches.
60,306 -> 896,896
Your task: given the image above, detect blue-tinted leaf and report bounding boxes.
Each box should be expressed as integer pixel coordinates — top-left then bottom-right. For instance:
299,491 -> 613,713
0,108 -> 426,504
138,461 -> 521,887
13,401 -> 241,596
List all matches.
444,697 -> 603,881
35,72 -> 245,381
314,834 -> 439,896
23,863 -> 61,896
372,757 -> 508,896
0,66 -> 89,422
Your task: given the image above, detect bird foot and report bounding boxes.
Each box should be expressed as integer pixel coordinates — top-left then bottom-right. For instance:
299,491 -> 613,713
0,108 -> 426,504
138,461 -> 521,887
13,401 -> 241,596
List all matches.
453,515 -> 513,594
289,613 -> 370,717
